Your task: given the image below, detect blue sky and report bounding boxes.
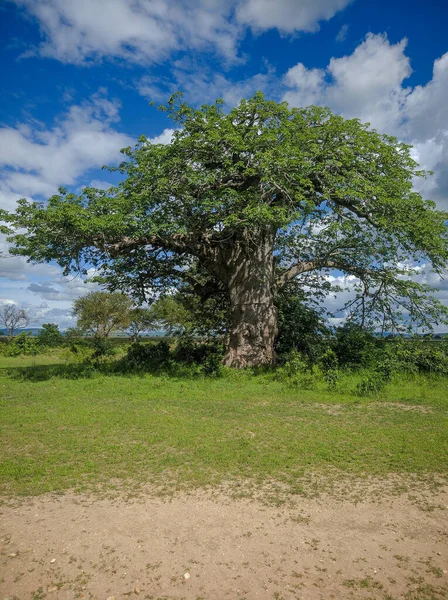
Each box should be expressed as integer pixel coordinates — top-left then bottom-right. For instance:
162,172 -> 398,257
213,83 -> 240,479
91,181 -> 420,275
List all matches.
1,0 -> 448,330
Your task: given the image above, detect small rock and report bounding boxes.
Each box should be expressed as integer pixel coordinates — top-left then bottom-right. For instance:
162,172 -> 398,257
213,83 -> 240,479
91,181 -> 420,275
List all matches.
50,558 -> 56,564
134,587 -> 140,595
183,572 -> 191,580
47,587 -> 58,593
8,553 -> 17,558
106,597 -> 115,600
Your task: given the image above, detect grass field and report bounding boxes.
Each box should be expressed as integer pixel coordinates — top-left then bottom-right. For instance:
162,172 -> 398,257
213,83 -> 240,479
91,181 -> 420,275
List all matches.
1,352 -> 447,498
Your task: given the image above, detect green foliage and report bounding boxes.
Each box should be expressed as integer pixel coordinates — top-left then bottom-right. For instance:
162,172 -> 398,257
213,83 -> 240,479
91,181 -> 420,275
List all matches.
37,323 -> 63,348
276,350 -> 320,389
120,337 -> 225,376
173,337 -> 225,375
1,332 -> 40,356
333,322 -> 382,368
275,288 -> 330,360
356,370 -> 390,396
128,307 -> 159,341
384,339 -> 448,375
90,337 -> 116,361
319,348 -> 340,391
151,290 -> 228,338
73,291 -> 133,338
3,92 -> 448,352
121,341 -> 172,371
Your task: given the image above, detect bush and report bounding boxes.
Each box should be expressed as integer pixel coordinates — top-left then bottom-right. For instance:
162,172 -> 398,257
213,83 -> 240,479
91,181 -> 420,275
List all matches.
276,350 -> 320,389
172,337 -> 224,369
1,332 -> 41,356
275,293 -> 330,361
90,337 -> 116,360
381,338 -> 448,375
120,337 -> 224,376
333,323 -> 382,368
122,340 -> 171,371
319,348 -> 339,390
37,323 -> 64,348
356,371 -> 388,396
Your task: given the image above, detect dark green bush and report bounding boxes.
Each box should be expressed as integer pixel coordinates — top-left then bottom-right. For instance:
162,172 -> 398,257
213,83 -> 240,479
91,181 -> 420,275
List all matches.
275,293 -> 330,361
122,340 -> 171,371
319,348 -> 340,390
333,323 -> 382,367
37,323 -> 64,348
90,337 -> 116,360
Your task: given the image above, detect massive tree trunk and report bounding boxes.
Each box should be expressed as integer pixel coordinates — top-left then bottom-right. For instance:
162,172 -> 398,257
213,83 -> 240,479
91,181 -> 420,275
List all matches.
216,226 -> 277,368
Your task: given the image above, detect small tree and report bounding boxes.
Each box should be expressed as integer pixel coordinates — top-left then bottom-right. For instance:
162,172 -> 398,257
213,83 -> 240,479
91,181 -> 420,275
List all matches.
128,307 -> 159,342
73,291 -> 133,338
37,323 -> 63,347
0,304 -> 29,338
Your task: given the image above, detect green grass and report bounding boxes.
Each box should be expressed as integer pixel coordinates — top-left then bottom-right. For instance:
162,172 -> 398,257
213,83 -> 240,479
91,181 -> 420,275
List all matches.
0,353 -> 447,497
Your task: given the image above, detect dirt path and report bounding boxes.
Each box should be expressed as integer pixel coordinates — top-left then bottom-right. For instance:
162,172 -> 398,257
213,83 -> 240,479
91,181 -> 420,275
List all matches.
1,483 -> 447,600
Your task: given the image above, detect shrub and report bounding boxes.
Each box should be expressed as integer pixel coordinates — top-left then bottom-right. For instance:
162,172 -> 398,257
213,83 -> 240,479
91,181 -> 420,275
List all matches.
333,323 -> 381,368
90,337 -> 115,360
1,332 -> 41,356
37,323 -> 64,348
276,350 -> 320,389
275,293 -> 330,361
384,339 -> 448,375
122,340 -> 171,371
355,360 -> 392,396
172,337 -> 224,375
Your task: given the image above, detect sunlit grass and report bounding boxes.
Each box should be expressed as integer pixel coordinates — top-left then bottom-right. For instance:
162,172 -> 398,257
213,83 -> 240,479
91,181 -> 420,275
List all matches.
0,353 -> 447,496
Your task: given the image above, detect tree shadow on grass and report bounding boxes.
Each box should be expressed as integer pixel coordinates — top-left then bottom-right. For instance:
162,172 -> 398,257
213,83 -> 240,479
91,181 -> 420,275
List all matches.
2,360 -> 227,383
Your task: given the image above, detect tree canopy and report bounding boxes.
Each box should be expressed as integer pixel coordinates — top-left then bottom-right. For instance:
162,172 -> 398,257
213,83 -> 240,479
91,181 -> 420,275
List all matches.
2,93 -> 448,366
73,291 -> 133,338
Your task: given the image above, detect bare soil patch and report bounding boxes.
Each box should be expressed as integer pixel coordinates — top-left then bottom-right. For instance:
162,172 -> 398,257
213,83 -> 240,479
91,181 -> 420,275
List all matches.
1,481 -> 447,600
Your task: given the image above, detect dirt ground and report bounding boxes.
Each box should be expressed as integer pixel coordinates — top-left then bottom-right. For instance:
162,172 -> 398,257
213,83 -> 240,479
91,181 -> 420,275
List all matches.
1,481 -> 447,600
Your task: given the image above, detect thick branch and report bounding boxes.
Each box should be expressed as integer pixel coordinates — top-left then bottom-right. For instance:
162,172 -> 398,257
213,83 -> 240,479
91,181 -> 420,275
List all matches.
173,269 -> 225,301
277,257 -> 376,288
96,230 -> 226,259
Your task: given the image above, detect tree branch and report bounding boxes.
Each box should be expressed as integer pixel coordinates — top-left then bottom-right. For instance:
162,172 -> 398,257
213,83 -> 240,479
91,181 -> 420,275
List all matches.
277,257 -> 377,288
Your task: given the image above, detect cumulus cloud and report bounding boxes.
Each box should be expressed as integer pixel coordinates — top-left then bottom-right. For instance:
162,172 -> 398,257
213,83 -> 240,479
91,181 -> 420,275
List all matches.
236,0 -> 352,34
13,0 -> 240,64
138,63 -> 277,107
282,33 -> 448,210
0,92 -> 126,328
284,33 -> 412,133
148,128 -> 177,146
12,0 -> 352,65
0,91 -> 133,201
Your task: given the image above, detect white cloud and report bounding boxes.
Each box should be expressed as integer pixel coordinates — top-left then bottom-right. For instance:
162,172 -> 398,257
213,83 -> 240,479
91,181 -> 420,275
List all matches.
282,33 -> 448,209
12,0 -> 352,65
0,92 -> 133,201
0,93 -> 131,329
13,0 -> 241,65
284,33 -> 412,133
148,128 -> 177,146
335,24 -> 348,42
138,64 -> 276,107
236,0 -> 352,33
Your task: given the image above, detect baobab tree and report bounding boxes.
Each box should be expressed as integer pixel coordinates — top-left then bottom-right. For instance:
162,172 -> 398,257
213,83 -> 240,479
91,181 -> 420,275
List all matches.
2,93 -> 448,366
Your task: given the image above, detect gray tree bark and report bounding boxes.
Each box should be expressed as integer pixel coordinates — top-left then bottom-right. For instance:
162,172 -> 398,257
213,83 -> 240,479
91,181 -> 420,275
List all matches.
210,226 -> 278,368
